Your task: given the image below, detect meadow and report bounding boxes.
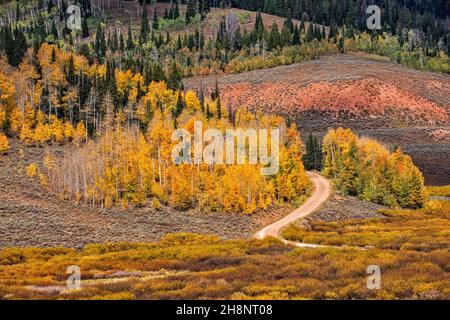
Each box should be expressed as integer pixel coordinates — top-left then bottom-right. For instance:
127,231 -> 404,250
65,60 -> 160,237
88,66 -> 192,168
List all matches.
0,201 -> 448,300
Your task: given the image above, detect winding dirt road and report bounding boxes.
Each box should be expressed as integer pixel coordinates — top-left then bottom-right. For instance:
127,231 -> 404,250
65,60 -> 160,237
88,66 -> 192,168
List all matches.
255,172 -> 331,247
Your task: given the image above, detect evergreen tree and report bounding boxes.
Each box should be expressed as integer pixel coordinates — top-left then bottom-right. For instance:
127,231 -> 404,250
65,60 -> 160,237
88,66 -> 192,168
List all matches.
215,79 -> 222,119
199,83 -> 205,114
94,22 -> 106,59
67,55 -> 76,85
200,0 -> 210,19
81,16 -> 90,38
338,36 -> 345,53
167,62 -> 182,90
153,10 -> 159,30
305,23 -> 314,42
173,91 -> 185,119
185,0 -> 197,24
268,22 -> 280,50
15,2 -> 20,21
126,26 -> 134,50
292,24 -> 300,45
206,103 -> 212,120
51,20 -> 58,39
173,2 -> 180,19
139,1 -> 149,45
11,28 -> 28,67
303,133 -> 322,171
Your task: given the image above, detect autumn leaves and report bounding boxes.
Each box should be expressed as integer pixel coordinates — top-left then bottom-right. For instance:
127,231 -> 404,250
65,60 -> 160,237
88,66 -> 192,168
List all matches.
322,128 -> 428,209
35,77 -> 310,213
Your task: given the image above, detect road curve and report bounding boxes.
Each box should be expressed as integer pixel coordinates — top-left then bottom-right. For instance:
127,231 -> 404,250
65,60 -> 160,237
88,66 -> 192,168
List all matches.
255,172 -> 331,247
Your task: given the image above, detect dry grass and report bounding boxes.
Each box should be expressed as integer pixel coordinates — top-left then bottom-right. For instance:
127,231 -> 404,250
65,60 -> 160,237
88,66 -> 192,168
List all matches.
1,215 -> 449,300
427,185 -> 450,197
282,201 -> 450,252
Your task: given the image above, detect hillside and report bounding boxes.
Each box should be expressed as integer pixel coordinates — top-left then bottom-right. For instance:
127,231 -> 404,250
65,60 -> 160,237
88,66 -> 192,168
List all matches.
184,53 -> 450,185
0,0 -> 449,303
185,53 -> 450,128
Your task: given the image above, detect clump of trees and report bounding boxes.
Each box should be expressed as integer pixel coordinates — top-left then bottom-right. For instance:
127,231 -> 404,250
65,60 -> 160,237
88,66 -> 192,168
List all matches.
39,81 -> 310,213
322,128 -> 428,209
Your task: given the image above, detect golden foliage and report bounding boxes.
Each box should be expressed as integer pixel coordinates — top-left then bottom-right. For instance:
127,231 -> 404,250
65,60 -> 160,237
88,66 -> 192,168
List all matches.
26,163 -> 37,178
283,201 -> 450,251
0,226 -> 448,300
0,132 -> 10,154
322,128 -> 428,208
427,185 -> 450,197
40,85 -> 309,213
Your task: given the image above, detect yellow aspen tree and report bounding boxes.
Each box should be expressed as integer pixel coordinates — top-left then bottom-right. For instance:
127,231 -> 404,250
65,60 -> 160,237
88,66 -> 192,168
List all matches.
19,124 -> 34,144
0,132 -> 10,154
73,122 -> 87,146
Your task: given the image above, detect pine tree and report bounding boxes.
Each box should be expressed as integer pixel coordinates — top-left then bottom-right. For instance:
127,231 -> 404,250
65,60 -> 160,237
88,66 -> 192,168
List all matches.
216,79 -> 222,120
81,16 -> 89,38
94,22 -> 106,59
200,0 -> 210,19
139,1 -> 149,45
173,91 -> 184,119
173,2 -> 180,19
338,36 -> 345,53
329,21 -> 337,42
292,24 -> 300,45
153,10 -> 159,30
119,33 -> 125,51
303,133 -> 322,171
126,26 -> 134,50
199,83 -> 205,114
51,20 -> 58,39
67,55 -> 76,85
268,22 -> 281,50
15,2 -> 20,21
206,103 -> 212,120
185,0 -> 197,24
167,62 -> 182,90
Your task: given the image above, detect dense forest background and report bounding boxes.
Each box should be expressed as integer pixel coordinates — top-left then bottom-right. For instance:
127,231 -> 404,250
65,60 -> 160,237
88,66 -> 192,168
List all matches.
0,0 -> 442,211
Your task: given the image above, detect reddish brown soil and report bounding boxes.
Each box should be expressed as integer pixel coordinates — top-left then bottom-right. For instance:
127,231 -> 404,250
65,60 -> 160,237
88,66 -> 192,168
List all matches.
185,54 -> 450,128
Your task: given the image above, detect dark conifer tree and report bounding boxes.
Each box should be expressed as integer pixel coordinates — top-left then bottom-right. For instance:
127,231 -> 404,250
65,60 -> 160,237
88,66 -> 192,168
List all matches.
185,0 -> 197,24
139,1 -> 150,45
153,10 -> 159,30
126,26 -> 134,50
81,16 -> 90,38
67,55 -> 76,85
292,24 -> 300,45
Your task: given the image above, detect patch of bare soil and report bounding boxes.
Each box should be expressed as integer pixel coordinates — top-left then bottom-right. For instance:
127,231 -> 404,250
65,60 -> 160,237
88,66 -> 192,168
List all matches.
0,141 -> 288,248
300,193 -> 386,227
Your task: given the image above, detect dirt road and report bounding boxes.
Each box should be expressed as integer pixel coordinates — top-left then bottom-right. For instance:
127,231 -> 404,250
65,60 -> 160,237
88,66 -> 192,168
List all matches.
255,172 -> 331,246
